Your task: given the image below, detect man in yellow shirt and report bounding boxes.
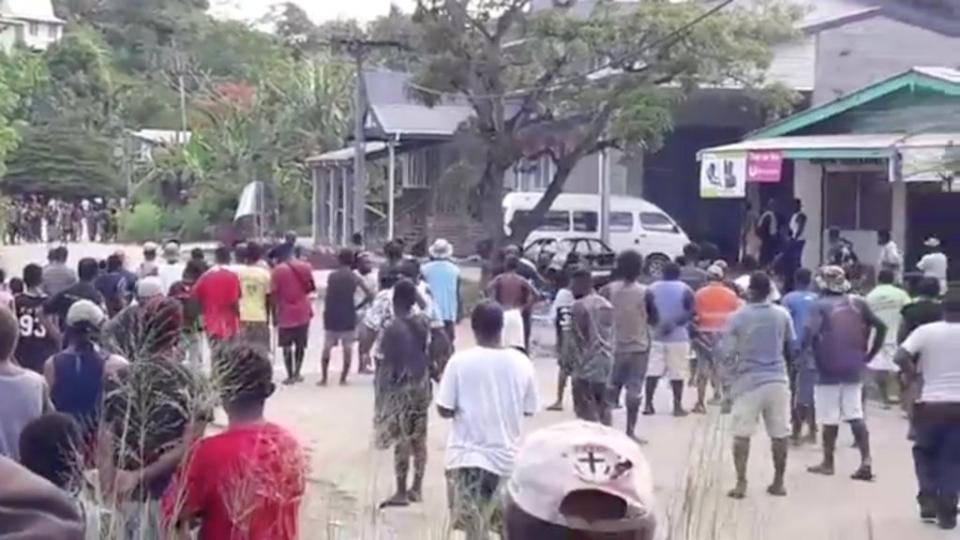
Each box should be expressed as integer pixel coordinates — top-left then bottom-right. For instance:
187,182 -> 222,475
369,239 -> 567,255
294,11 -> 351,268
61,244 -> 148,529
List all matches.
235,242 -> 272,350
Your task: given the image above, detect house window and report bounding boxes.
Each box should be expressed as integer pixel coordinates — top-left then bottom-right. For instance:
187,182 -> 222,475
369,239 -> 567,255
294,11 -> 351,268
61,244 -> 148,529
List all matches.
610,211 -> 634,232
402,149 -> 428,189
512,155 -> 554,192
48,25 -> 58,39
29,23 -> 39,36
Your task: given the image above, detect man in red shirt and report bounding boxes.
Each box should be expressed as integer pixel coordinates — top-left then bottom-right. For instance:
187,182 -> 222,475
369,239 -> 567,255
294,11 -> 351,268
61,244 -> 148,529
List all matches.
193,246 -> 242,346
271,246 -> 315,384
162,341 -> 306,539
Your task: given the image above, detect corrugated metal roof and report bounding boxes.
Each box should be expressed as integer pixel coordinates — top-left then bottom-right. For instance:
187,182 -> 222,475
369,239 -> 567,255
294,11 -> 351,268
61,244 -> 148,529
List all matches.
0,0 -> 63,23
130,129 -> 191,145
698,132 -> 960,158
699,134 -> 901,156
370,103 -> 473,137
913,66 -> 960,85
307,142 -> 388,164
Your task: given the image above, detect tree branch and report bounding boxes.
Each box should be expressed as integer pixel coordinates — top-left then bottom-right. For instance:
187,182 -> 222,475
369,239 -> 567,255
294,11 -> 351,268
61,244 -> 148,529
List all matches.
506,55 -> 569,131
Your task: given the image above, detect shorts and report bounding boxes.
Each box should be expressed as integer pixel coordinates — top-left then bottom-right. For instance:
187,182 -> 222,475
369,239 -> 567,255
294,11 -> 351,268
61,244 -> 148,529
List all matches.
446,467 -> 502,535
572,379 -> 611,426
501,309 -> 525,350
609,351 -> 649,400
793,367 -> 816,408
647,341 -> 691,381
278,324 -> 310,348
374,382 -> 431,450
240,321 -> 270,349
866,343 -> 900,373
557,331 -> 577,376
731,383 -> 791,439
692,332 -> 720,383
323,329 -> 356,347
814,383 -> 864,424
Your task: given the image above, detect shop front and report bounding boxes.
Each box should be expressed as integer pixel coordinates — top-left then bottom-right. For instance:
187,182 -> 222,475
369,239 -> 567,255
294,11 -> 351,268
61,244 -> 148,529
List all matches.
698,67 -> 960,281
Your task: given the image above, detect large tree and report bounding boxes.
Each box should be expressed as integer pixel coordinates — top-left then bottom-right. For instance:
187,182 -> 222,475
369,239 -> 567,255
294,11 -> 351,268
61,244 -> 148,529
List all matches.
411,0 -> 799,245
3,125 -> 121,198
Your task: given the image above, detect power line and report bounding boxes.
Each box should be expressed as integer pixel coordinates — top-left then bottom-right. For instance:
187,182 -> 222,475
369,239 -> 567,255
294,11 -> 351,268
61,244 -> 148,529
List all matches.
399,0 -> 737,101
321,36 -> 408,240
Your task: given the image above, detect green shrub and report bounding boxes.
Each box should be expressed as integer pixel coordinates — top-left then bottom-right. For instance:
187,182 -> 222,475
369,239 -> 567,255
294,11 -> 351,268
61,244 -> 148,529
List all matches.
121,202 -> 162,243
177,201 -> 208,241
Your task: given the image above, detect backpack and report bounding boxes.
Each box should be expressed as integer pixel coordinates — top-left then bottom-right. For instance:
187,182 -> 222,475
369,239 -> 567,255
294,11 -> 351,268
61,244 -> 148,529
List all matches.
814,295 -> 868,380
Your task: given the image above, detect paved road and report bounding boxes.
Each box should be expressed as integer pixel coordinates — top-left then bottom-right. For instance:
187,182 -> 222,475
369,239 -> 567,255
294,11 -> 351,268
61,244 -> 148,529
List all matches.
0,242 -> 952,539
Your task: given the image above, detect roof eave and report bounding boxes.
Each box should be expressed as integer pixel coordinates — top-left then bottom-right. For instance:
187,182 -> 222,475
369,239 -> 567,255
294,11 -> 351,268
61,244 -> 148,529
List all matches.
748,68 -> 960,140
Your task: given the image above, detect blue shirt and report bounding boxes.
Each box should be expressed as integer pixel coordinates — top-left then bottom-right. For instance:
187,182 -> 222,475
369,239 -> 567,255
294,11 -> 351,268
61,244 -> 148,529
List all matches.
649,280 -> 694,342
782,289 -> 817,348
421,260 -> 460,322
721,303 -> 795,397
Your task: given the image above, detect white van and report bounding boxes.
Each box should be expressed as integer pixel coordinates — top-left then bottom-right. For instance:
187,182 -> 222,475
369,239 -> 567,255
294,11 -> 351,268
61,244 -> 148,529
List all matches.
503,192 -> 690,275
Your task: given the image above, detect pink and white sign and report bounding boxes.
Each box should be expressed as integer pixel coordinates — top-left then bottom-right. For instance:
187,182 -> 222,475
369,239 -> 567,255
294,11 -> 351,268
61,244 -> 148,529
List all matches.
746,151 -> 783,183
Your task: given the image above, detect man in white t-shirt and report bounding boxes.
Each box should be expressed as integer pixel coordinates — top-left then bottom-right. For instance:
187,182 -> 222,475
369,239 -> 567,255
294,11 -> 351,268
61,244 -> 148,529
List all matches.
436,301 -> 538,540
917,237 -> 949,297
156,241 -> 186,295
896,321 -> 960,530
876,230 -> 903,283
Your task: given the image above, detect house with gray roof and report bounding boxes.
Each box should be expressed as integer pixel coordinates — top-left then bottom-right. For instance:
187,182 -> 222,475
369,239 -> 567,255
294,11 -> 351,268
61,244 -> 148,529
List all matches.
0,0 -> 64,52
308,68 -> 640,251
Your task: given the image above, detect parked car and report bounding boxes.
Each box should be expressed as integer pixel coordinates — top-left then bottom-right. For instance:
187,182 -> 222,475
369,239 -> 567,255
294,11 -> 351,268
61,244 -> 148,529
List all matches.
504,192 -> 689,278
523,237 -> 616,289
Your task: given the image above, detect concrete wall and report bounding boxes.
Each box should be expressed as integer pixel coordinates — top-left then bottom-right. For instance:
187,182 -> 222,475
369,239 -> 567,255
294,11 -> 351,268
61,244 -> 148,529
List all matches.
560,150 -> 629,195
766,35 -> 817,92
793,160 -> 823,268
814,15 -> 960,105
0,25 -> 17,53
17,20 -> 60,50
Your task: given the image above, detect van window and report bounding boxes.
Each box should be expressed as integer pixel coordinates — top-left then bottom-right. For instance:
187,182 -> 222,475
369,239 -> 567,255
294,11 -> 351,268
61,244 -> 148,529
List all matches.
640,212 -> 677,232
610,212 -> 634,232
514,210 -> 570,232
573,211 -> 598,232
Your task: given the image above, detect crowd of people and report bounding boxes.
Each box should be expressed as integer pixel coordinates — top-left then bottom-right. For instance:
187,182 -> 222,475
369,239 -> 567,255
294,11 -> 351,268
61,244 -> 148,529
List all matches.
3,196 -> 123,245
744,197 -> 950,296
0,225 -> 956,539
533,237 -> 957,530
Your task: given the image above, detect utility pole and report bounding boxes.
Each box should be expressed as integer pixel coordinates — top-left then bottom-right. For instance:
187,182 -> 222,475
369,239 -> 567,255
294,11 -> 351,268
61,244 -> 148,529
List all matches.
328,37 -> 407,242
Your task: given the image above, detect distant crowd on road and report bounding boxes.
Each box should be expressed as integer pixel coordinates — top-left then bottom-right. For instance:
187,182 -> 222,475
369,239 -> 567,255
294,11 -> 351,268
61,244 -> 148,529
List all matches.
3,195 -> 123,245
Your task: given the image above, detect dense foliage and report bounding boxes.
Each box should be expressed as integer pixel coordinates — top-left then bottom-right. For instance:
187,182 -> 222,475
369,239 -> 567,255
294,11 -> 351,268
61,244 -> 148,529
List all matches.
0,0 -> 354,238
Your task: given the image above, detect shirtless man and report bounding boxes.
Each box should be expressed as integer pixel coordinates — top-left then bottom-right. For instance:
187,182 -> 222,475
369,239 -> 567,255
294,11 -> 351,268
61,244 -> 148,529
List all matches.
486,255 -> 538,352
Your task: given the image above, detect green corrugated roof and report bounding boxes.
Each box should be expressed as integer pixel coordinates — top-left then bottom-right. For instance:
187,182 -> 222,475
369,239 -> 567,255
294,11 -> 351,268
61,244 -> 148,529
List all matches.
750,67 -> 960,140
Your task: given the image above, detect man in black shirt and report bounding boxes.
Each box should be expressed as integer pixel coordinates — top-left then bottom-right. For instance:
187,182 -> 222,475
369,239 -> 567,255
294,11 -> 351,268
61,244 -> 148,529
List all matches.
321,248 -> 374,386
94,254 -> 128,317
14,264 -> 60,373
899,277 -> 946,343
44,258 -> 104,331
375,279 -> 432,508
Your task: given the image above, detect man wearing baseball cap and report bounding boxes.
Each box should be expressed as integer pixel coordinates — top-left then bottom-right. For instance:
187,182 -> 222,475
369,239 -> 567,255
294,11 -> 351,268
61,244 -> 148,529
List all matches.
502,420 -> 657,539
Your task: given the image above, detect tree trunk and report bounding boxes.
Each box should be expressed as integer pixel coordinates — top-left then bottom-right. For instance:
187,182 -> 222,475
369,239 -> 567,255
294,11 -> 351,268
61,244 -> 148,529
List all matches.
505,160 -> 575,246
477,159 -> 509,248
